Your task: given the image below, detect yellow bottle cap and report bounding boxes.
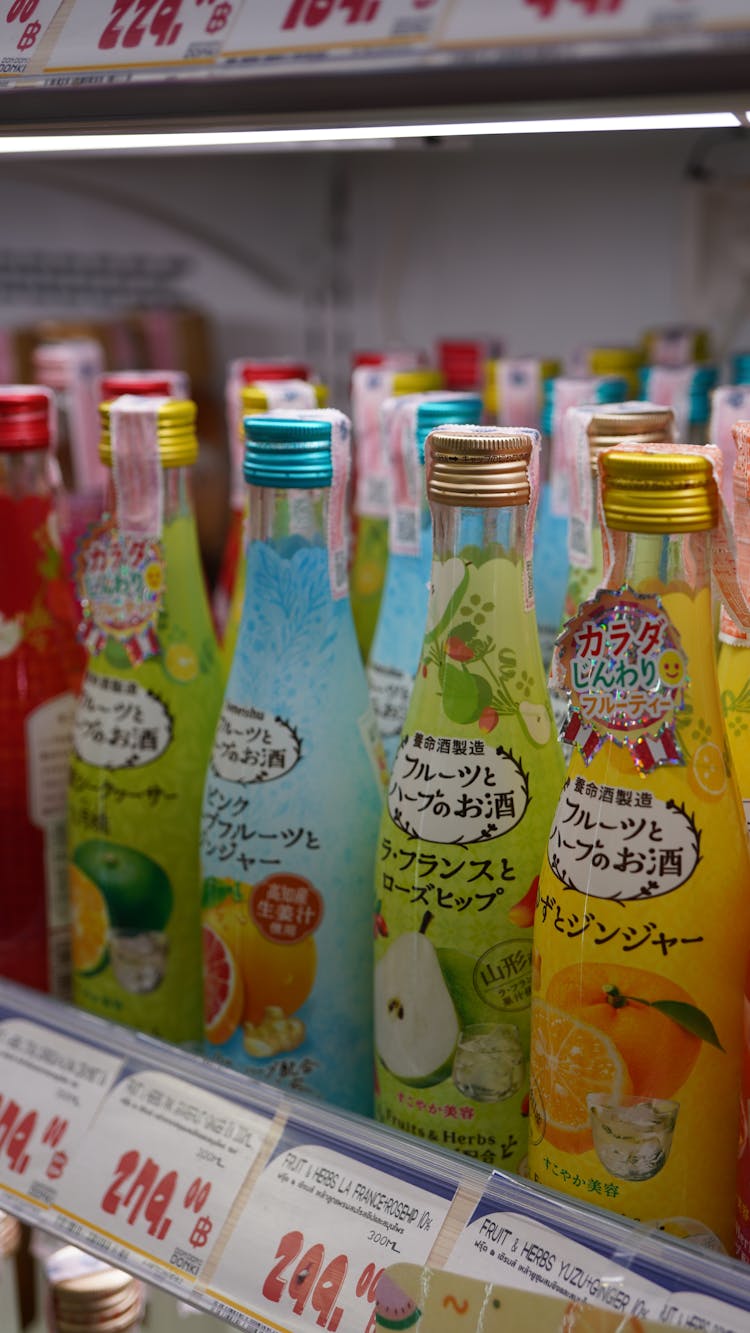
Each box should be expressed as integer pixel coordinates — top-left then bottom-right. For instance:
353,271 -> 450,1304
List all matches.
47,1248 -> 143,1332
426,425 -> 532,507
99,398 -> 197,468
601,448 -> 718,532
392,369 -> 444,395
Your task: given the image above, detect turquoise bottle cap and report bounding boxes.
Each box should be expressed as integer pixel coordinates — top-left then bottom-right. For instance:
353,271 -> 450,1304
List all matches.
731,352 -> 750,385
415,394 -> 483,463
244,415 -> 332,489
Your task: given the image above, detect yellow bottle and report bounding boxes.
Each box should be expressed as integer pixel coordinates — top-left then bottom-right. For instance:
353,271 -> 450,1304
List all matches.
529,448 -> 750,1252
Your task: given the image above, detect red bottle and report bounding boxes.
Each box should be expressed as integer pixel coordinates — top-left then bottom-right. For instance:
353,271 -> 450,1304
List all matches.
0,387 -> 85,995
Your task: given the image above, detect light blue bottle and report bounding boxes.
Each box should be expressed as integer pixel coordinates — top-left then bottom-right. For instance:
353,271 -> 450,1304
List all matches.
200,414 -> 383,1116
367,393 -> 482,769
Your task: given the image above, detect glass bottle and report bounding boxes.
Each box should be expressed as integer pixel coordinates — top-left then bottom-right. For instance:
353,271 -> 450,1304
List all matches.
368,392 -> 483,770
541,374 -> 629,670
215,358 -> 317,645
374,426 -> 564,1169
640,364 -> 718,446
0,387 -> 85,996
717,420 -> 750,1262
221,377 -> 328,670
350,366 -> 442,663
32,338 -> 106,572
68,397 -> 223,1044
44,1246 -> 143,1332
529,449 -> 750,1252
709,386 -> 750,512
0,1209 -> 22,1332
200,413 -> 383,1114
563,404 -> 674,623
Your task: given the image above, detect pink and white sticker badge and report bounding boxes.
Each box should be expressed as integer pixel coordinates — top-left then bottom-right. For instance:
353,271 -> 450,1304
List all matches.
645,366 -> 695,442
709,385 -> 750,514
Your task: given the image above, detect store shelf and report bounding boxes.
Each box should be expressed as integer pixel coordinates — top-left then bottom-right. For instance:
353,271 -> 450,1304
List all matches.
0,1 -> 749,130
0,979 -> 748,1329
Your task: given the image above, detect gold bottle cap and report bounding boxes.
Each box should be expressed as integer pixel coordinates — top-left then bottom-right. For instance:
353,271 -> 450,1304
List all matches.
47,1248 -> 143,1332
586,405 -> 674,472
426,425 -> 532,507
601,448 -> 718,532
99,398 -> 197,468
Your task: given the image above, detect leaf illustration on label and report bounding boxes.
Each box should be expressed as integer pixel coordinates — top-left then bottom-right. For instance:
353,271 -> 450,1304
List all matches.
646,999 -> 724,1051
211,702 -> 301,785
388,734 -> 529,845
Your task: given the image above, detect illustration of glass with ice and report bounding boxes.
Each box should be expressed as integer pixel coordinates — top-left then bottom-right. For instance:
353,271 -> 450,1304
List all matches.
587,1094 -> 679,1182
452,1023 -> 524,1103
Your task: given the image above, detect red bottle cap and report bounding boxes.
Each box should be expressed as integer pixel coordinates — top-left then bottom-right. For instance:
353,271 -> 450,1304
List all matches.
438,338 -> 502,390
352,351 -> 387,368
100,371 -> 176,397
0,386 -> 53,449
239,359 -> 310,384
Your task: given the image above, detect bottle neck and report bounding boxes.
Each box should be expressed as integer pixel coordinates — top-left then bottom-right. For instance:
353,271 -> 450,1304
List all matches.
0,446 -> 52,501
104,465 -> 195,528
430,499 -> 527,563
248,484 -> 329,550
620,528 -> 711,598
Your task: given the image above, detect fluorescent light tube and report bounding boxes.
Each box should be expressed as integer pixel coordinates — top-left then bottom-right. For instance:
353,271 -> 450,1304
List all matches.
0,111 -> 739,154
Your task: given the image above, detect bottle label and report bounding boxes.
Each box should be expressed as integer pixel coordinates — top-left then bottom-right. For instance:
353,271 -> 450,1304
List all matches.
351,368 -> 395,519
200,539 -> 383,1114
367,661 -> 414,739
529,580 -> 750,1249
496,359 -> 541,430
557,587 -> 687,773
68,533 -> 224,1045
375,549 -> 564,1170
26,692 -> 77,998
76,520 -> 165,662
73,671 -> 173,770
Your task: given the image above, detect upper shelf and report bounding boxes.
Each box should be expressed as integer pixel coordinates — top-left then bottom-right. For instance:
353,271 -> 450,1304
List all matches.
2,1 -> 750,132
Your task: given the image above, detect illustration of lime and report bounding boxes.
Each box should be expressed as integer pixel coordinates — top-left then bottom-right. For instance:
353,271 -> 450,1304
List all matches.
73,840 -> 172,931
70,865 -> 109,975
104,637 -> 131,670
165,641 -> 199,682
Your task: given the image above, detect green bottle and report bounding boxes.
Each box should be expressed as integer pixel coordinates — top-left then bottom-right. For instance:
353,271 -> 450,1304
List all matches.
68,396 -> 223,1043
374,426 -> 564,1170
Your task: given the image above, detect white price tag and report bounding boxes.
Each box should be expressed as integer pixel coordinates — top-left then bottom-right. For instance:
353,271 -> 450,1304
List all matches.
438,0 -> 750,48
223,0 -> 448,57
47,0 -> 238,71
0,0 -> 61,75
58,1070 -> 272,1293
0,1020 -> 122,1214
447,1209 -> 664,1321
206,1142 -> 453,1332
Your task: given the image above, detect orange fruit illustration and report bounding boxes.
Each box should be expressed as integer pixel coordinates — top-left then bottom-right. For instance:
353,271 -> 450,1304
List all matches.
547,962 -> 701,1099
203,924 -> 244,1045
687,740 -> 727,802
70,865 -> 109,976
204,881 -> 316,1025
562,1304 -> 644,1333
530,1000 -> 632,1154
